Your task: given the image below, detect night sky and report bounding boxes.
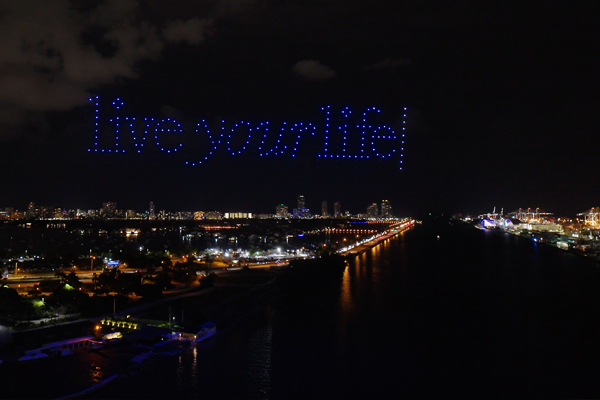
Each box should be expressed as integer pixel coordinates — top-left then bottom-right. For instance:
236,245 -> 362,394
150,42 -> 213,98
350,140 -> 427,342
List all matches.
0,1 -> 598,217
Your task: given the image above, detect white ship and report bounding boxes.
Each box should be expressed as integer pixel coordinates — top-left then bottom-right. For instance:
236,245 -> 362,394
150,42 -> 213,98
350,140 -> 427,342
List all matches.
478,207 -> 508,229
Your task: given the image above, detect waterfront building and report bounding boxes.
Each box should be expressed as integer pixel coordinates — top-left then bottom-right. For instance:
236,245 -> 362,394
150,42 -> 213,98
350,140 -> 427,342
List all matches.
518,223 -> 564,233
578,208 -> 600,227
508,208 -> 552,223
298,195 -> 306,211
194,211 -> 205,220
381,200 -> 391,218
276,204 -> 289,218
294,207 -> 310,218
205,211 -> 222,220
177,211 -> 193,220
149,201 -> 155,220
100,202 -> 117,219
367,203 -> 378,219
334,202 -> 341,218
322,201 -> 328,217
26,202 -> 38,219
224,212 -> 254,219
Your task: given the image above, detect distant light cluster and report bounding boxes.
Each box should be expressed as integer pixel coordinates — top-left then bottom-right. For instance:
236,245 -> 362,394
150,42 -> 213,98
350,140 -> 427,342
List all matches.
88,97 -> 406,169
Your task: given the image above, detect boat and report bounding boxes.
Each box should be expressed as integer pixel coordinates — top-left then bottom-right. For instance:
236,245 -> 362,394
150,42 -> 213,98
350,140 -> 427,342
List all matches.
192,322 -> 217,344
478,207 -> 507,229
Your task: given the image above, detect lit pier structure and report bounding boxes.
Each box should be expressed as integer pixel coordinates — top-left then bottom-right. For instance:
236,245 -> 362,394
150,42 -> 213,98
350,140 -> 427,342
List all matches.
505,207 -> 563,233
508,207 -> 553,223
338,219 -> 415,256
577,208 -> 600,227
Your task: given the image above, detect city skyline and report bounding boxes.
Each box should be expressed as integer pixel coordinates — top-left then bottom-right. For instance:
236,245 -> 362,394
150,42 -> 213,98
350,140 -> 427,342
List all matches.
0,197 -> 395,219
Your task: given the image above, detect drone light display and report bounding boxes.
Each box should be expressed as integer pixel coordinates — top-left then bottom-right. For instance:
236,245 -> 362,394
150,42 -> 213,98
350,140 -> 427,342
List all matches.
88,97 -> 406,169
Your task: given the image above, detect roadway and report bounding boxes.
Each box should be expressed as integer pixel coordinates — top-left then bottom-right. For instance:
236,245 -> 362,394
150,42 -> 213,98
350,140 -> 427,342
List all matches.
2,260 -> 283,291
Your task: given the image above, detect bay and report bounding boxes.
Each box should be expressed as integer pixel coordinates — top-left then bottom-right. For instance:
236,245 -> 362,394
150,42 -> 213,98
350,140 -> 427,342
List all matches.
89,218 -> 600,398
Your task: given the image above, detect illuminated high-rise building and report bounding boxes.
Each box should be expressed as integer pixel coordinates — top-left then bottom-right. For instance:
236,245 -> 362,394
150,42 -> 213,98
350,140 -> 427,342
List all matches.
298,195 -> 306,211
149,201 -> 155,220
26,202 -> 38,219
100,202 -> 117,219
334,202 -> 341,218
381,200 -> 391,218
367,203 -> 378,219
295,195 -> 309,219
322,201 -> 328,217
276,204 -> 289,218
205,211 -> 222,220
295,208 -> 310,218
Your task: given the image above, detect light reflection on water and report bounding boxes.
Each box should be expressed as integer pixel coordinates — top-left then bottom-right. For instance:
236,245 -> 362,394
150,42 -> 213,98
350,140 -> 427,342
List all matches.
335,266 -> 353,356
191,346 -> 197,388
92,222 -> 600,397
340,266 -> 353,312
176,354 -> 183,389
245,320 -> 273,399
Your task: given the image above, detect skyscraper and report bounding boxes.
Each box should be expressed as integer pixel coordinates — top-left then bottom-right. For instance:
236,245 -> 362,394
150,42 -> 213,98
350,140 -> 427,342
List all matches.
322,201 -> 328,217
100,202 -> 117,219
381,200 -> 391,218
298,195 -> 306,210
26,202 -> 38,219
276,204 -> 289,218
367,203 -> 378,219
334,202 -> 341,218
295,195 -> 310,218
149,201 -> 155,220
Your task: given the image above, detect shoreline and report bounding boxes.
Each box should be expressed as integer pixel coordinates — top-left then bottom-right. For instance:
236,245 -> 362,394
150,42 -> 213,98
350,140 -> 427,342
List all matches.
473,223 -> 600,264
3,222 -> 417,399
1,270 -> 283,399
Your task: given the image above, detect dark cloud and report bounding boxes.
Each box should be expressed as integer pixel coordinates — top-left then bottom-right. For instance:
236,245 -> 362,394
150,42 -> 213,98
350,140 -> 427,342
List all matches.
163,17 -> 213,45
292,59 -> 336,81
0,0 -> 245,137
363,58 -> 411,71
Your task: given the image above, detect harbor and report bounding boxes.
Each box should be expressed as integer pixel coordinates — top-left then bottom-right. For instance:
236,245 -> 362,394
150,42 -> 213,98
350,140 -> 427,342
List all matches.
472,207 -> 600,262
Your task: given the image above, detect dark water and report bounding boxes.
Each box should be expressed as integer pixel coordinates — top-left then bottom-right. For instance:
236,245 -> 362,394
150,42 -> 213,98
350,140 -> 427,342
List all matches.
89,219 -> 600,398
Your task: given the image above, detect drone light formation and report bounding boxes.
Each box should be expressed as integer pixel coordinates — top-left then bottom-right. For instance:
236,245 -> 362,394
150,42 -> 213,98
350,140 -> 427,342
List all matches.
88,97 -> 406,169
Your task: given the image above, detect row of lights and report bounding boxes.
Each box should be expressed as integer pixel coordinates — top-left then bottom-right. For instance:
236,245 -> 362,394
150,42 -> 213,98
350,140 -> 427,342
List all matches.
338,220 -> 414,253
325,229 -> 377,233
